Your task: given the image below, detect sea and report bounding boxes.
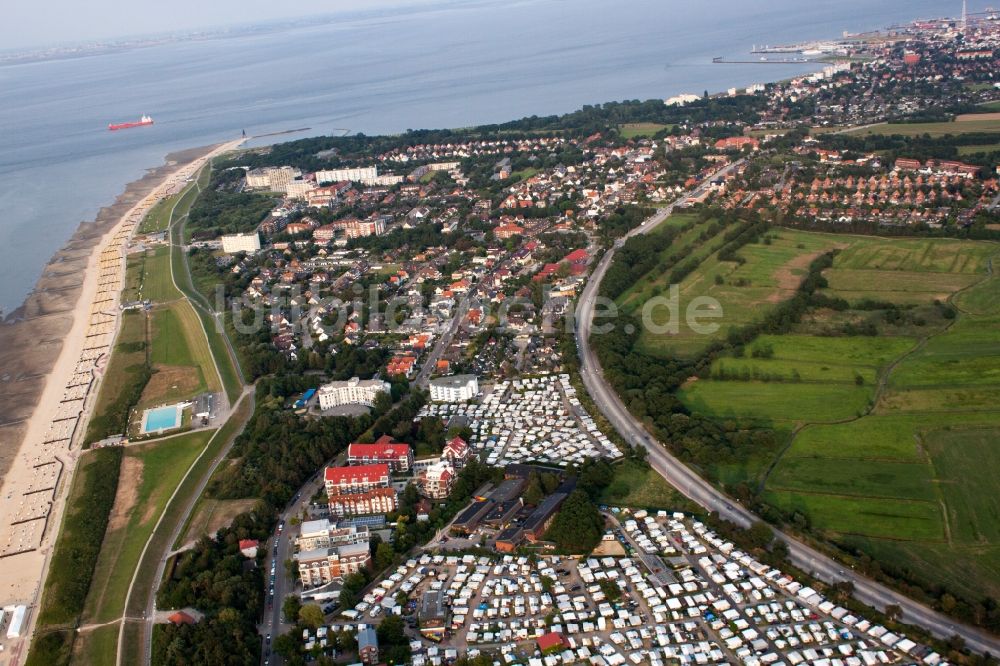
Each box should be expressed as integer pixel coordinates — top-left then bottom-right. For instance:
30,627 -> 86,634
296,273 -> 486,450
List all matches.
0,0 -> 965,315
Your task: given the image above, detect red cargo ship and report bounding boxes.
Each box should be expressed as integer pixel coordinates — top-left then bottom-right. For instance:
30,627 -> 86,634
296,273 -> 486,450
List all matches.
108,115 -> 154,131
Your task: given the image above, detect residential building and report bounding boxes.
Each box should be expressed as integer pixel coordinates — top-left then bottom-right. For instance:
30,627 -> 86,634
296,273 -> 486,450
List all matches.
523,491 -> 569,541
315,166 -> 377,184
715,137 -> 760,151
317,377 -> 390,410
238,539 -> 259,558
419,590 -> 448,641
428,374 -> 479,402
220,231 -> 261,254
495,223 -> 525,239
358,626 -> 379,664
295,519 -> 369,552
245,166 -> 302,191
347,436 -> 413,472
442,436 -> 470,468
327,488 -> 398,517
285,180 -> 313,199
324,463 -> 391,496
418,461 -> 455,500
295,541 -> 371,588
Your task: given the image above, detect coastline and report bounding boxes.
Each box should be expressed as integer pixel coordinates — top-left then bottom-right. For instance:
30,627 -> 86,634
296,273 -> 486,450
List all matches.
0,138 -> 243,664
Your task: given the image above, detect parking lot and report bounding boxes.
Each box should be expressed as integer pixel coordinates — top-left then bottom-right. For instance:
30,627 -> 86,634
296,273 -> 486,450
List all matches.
312,511 -> 947,665
418,374 -> 622,467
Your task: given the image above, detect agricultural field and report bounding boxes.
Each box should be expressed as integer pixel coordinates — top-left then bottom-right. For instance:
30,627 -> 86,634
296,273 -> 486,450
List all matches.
620,218 -> 1000,595
634,228 -> 846,358
845,117 -> 1000,137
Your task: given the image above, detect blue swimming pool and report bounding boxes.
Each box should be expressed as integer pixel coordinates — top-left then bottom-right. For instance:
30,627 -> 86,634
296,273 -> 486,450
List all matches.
142,405 -> 181,433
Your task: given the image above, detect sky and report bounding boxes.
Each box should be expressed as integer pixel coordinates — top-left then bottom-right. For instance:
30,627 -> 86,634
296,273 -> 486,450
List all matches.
1,0 -> 435,51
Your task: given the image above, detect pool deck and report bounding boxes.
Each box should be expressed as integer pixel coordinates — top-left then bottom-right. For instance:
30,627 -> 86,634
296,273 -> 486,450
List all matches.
140,404 -> 183,434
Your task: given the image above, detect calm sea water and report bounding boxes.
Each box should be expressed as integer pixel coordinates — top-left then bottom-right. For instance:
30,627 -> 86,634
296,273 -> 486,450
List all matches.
0,0 -> 960,315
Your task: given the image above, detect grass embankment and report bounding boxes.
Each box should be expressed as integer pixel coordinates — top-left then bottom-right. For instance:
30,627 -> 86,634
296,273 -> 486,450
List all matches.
85,312 -> 150,444
81,430 -> 217,628
170,203 -> 243,403
25,449 -> 123,666
629,225 -> 1000,599
138,303 -> 221,410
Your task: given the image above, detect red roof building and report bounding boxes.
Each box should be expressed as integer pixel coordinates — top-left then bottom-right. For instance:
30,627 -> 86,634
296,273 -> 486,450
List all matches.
168,611 -> 196,626
327,487 -> 399,517
348,437 -> 414,472
715,137 -> 760,151
443,436 -> 470,468
324,463 -> 391,497
495,223 -> 525,240
537,631 -> 568,654
238,539 -> 260,558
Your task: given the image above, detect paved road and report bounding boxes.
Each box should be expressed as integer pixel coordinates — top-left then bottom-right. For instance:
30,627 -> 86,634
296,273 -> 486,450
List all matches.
260,449 -> 349,665
574,162 -> 1000,657
415,297 -> 469,388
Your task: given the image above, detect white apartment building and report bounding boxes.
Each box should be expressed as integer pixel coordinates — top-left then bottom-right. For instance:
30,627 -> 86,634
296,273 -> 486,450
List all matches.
220,231 -> 262,254
318,377 -> 391,409
245,166 -> 302,192
418,460 -> 455,500
285,180 -> 313,199
295,541 -> 371,588
296,519 -> 369,552
315,166 -> 378,184
429,374 -> 479,403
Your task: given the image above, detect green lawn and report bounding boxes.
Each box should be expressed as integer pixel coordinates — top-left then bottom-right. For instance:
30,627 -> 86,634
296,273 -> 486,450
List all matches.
955,275 -> 1000,316
138,197 -> 174,235
957,141 -> 1000,156
708,334 -> 915,385
889,317 -> 1000,388
599,459 -> 686,510
618,216 -> 724,312
82,430 -> 216,624
831,236 -> 994,273
619,122 -> 673,139
151,304 -> 220,385
85,312 -> 148,442
612,221 -> 1000,597
823,269 -> 981,304
34,448 -> 123,628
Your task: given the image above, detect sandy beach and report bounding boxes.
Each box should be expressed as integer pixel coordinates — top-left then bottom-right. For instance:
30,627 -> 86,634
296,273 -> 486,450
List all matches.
0,138 -> 243,665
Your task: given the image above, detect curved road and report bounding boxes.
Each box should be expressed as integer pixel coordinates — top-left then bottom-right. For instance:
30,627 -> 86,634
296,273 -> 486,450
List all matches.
574,162 -> 1000,657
